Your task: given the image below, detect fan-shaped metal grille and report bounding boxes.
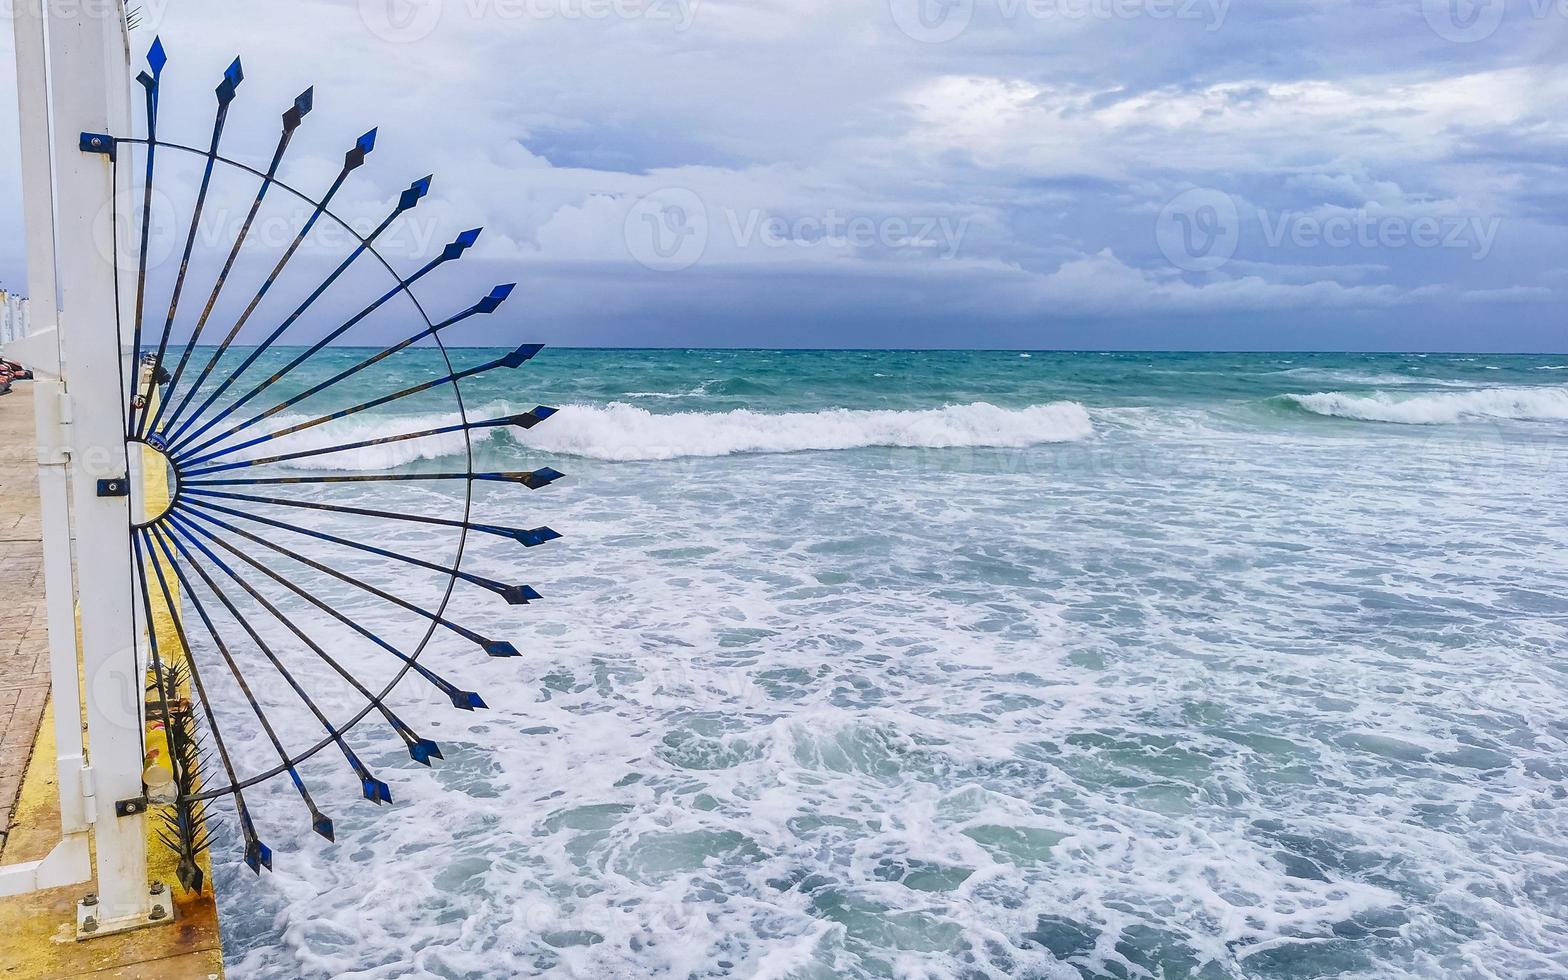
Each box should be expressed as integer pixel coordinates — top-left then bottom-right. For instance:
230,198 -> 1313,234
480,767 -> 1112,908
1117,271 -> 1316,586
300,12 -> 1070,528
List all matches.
94,38 -> 563,891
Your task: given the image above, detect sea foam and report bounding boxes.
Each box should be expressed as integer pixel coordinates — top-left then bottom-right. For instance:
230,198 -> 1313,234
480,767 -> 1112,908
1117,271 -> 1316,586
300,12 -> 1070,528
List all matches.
1283,386 -> 1568,424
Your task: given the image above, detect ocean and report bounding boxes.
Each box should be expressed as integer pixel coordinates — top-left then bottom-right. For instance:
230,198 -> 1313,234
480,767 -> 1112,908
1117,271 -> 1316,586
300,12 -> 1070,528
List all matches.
186,349 -> 1568,979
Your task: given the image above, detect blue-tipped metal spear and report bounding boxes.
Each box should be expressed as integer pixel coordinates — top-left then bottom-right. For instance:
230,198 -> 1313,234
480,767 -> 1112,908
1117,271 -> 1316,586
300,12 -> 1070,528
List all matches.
171,512 -> 485,712
181,406 -> 556,478
182,496 -> 542,604
138,526 -> 272,874
178,487 -> 561,547
168,515 -> 447,765
169,228 -> 484,450
133,56 -> 244,439
182,467 -> 566,490
163,169 -> 432,448
172,342 -> 543,465
142,86 -> 315,442
173,505 -> 523,657
150,524 -> 339,836
126,37 -> 166,433
156,128 -> 379,441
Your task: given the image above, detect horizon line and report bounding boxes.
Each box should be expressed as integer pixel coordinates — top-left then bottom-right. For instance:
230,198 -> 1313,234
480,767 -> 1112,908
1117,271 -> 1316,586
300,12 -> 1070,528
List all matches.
121,345 -> 1568,356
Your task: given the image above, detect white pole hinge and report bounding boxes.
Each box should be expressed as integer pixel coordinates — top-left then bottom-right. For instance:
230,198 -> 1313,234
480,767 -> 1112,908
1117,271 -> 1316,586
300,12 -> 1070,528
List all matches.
79,765 -> 96,821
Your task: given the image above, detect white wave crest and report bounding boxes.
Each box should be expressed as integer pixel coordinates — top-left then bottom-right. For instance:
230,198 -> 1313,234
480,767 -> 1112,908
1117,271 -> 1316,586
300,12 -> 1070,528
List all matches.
513,401 -> 1094,461
233,408 -> 507,471
1285,386 -> 1568,424
239,400 -> 1093,470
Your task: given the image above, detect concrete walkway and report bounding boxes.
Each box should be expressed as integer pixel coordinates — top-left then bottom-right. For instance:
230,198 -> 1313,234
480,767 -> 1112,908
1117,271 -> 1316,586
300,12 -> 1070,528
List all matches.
0,383 -> 49,851
0,382 -> 225,978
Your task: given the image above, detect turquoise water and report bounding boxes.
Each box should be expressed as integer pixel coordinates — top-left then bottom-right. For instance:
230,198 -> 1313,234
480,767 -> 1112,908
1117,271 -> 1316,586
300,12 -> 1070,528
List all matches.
191,349 -> 1568,979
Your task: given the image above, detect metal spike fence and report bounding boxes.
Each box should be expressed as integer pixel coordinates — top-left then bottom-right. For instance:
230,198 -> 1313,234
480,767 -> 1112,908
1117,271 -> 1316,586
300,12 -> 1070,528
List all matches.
92,38 -> 563,890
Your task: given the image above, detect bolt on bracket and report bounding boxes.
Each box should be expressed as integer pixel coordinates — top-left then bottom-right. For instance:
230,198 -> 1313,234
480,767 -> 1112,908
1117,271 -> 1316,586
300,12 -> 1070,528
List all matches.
78,132 -> 116,159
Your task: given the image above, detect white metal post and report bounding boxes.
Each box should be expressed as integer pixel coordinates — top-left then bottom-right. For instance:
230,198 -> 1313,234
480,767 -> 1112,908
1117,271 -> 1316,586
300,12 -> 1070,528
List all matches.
0,0 -> 93,903
44,1 -> 154,931
10,0 -> 87,838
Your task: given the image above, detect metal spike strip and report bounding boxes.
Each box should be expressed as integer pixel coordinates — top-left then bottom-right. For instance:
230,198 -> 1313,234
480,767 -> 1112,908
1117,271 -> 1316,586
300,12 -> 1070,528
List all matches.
130,531 -> 196,875
147,524 -> 341,841
150,658 -> 213,893
141,85 -> 315,441
138,526 -> 272,874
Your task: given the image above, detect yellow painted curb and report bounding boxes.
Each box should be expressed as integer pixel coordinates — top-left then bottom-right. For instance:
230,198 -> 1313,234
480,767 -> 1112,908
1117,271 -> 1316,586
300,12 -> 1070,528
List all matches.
0,380 -> 225,978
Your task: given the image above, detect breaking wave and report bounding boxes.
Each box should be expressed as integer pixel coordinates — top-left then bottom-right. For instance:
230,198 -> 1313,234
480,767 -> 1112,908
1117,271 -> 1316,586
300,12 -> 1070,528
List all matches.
252,401 -> 1093,469
511,401 -> 1094,461
231,408 -> 502,472
1280,386 -> 1568,424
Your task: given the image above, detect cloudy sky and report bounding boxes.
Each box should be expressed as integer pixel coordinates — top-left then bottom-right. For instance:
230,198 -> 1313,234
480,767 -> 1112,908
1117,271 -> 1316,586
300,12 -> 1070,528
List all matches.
1,0 -> 1565,350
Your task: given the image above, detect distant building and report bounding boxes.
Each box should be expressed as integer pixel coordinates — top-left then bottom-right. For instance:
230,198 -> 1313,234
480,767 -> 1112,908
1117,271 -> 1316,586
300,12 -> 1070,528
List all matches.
0,290 -> 28,344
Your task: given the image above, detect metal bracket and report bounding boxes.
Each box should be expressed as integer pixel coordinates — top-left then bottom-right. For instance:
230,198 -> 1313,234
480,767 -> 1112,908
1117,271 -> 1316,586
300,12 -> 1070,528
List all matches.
97,476 -> 129,497
113,796 -> 148,818
78,131 -> 115,159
